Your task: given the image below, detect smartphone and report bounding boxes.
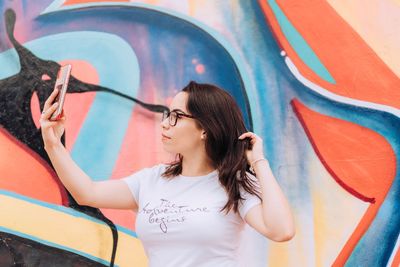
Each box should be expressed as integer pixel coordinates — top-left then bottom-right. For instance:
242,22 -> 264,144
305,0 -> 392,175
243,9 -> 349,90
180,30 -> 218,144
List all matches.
50,64 -> 71,121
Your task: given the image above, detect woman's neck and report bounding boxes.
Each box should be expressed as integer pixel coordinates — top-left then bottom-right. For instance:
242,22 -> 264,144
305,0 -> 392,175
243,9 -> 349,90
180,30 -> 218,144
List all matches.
180,153 -> 215,177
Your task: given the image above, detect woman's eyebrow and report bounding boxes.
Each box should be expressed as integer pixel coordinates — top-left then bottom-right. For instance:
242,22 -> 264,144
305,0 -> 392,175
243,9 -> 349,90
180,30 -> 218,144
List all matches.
171,108 -> 186,113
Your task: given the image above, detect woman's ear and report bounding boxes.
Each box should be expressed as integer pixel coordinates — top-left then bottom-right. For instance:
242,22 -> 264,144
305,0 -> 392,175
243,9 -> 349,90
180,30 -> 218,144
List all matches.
201,131 -> 206,140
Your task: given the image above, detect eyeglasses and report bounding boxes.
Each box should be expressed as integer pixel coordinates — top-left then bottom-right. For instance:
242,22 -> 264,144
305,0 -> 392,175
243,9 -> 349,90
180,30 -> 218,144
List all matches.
162,110 -> 195,126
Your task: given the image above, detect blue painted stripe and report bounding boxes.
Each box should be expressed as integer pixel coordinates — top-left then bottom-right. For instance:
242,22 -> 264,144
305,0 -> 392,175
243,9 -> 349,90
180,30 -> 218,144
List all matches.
0,226 -> 117,266
0,190 -> 137,237
267,0 -> 335,84
14,31 -> 140,181
40,1 -> 259,133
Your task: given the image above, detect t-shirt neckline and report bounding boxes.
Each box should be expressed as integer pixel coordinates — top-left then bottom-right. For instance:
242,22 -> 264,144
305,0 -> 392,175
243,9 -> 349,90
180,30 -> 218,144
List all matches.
178,169 -> 218,180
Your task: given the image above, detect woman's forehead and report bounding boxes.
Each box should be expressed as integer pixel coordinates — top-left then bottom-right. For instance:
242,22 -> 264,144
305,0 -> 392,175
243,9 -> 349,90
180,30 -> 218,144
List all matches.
169,92 -> 188,112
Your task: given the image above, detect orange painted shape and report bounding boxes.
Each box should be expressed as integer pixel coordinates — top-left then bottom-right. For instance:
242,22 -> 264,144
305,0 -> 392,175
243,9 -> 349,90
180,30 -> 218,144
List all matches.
64,90 -> 96,152
0,128 -> 63,204
59,60 -> 99,151
292,99 -> 395,202
100,208 -> 136,231
31,91 -> 41,129
391,247 -> 400,267
259,0 -> 400,109
61,59 -> 99,86
291,99 -> 396,265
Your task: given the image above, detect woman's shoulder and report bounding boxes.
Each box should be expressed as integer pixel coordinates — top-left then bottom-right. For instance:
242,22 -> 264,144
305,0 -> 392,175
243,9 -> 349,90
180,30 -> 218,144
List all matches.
122,163 -> 168,181
151,163 -> 168,176
139,163 -> 168,177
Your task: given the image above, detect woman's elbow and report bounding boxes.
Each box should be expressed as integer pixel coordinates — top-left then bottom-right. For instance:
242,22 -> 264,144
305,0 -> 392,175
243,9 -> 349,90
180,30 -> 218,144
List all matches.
270,228 -> 296,242
75,194 -> 93,207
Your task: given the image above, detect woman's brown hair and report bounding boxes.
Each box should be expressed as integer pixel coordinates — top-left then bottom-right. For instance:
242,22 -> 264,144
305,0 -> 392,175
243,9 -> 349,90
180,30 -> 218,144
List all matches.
162,81 -> 262,214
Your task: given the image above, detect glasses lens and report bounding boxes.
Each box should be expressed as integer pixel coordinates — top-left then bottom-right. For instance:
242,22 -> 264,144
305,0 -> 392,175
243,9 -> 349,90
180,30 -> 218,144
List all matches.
170,111 -> 178,126
162,110 -> 169,122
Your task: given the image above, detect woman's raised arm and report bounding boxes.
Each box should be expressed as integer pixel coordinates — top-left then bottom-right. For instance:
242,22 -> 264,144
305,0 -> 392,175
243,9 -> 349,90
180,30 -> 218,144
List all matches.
40,89 -> 138,211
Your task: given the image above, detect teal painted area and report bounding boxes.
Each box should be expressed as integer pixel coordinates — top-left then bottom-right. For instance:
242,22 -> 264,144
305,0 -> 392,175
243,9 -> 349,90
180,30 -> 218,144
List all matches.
0,190 -> 137,237
267,0 -> 336,84
0,49 -> 21,78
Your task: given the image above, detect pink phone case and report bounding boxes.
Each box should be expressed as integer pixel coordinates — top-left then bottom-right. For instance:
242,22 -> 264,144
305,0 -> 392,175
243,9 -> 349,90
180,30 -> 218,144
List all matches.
50,64 -> 71,121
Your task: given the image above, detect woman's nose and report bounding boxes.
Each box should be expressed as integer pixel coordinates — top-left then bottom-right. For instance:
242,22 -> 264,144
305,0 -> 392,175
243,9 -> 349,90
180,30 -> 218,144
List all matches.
160,117 -> 169,129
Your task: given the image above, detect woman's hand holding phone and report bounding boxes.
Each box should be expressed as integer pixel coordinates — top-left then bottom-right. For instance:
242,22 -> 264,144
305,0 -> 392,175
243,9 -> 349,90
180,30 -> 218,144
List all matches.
50,64 -> 71,121
40,64 -> 71,149
40,88 -> 66,149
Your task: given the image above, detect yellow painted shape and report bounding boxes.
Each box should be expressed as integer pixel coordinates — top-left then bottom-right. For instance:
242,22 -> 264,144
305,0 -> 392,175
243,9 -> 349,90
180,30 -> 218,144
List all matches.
0,193 -> 147,267
268,241 -> 290,267
309,155 -> 368,266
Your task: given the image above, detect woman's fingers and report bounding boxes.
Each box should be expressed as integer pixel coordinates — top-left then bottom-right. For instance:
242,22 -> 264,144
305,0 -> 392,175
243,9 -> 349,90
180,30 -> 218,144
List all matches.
238,132 -> 252,139
43,89 -> 59,111
59,110 -> 66,120
40,102 -> 59,121
44,121 -> 58,128
238,132 -> 257,140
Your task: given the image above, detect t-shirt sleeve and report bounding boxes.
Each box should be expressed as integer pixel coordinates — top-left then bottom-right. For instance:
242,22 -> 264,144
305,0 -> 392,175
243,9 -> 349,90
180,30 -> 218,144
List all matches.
121,166 -> 156,205
238,172 -> 262,220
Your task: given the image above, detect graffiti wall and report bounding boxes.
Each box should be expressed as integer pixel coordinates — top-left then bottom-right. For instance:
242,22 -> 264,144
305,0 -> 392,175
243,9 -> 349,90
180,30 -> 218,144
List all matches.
0,0 -> 399,266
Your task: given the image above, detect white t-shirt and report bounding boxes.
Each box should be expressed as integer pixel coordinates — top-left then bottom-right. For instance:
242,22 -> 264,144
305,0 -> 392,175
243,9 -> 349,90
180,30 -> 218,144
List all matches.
122,164 -> 261,267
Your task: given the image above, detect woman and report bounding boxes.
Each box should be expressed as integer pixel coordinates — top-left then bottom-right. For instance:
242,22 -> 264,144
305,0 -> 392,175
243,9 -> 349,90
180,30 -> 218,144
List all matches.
40,81 -> 295,267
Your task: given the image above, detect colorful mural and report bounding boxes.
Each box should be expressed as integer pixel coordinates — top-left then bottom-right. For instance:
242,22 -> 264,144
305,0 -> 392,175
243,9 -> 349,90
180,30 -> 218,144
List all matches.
0,0 -> 399,266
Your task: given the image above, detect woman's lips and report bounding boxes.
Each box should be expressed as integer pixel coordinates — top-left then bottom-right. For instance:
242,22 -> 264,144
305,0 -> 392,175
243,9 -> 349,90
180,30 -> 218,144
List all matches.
162,134 -> 171,140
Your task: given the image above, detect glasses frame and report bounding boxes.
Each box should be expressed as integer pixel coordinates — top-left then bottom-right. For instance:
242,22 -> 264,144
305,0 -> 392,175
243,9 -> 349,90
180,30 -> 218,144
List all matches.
162,110 -> 196,126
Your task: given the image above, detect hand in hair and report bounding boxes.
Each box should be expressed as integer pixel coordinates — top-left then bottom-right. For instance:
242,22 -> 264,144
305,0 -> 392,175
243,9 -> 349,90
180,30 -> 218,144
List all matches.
238,132 -> 267,169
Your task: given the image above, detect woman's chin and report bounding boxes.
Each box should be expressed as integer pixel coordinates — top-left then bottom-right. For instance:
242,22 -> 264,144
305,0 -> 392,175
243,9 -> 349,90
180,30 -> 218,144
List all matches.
161,143 -> 176,154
